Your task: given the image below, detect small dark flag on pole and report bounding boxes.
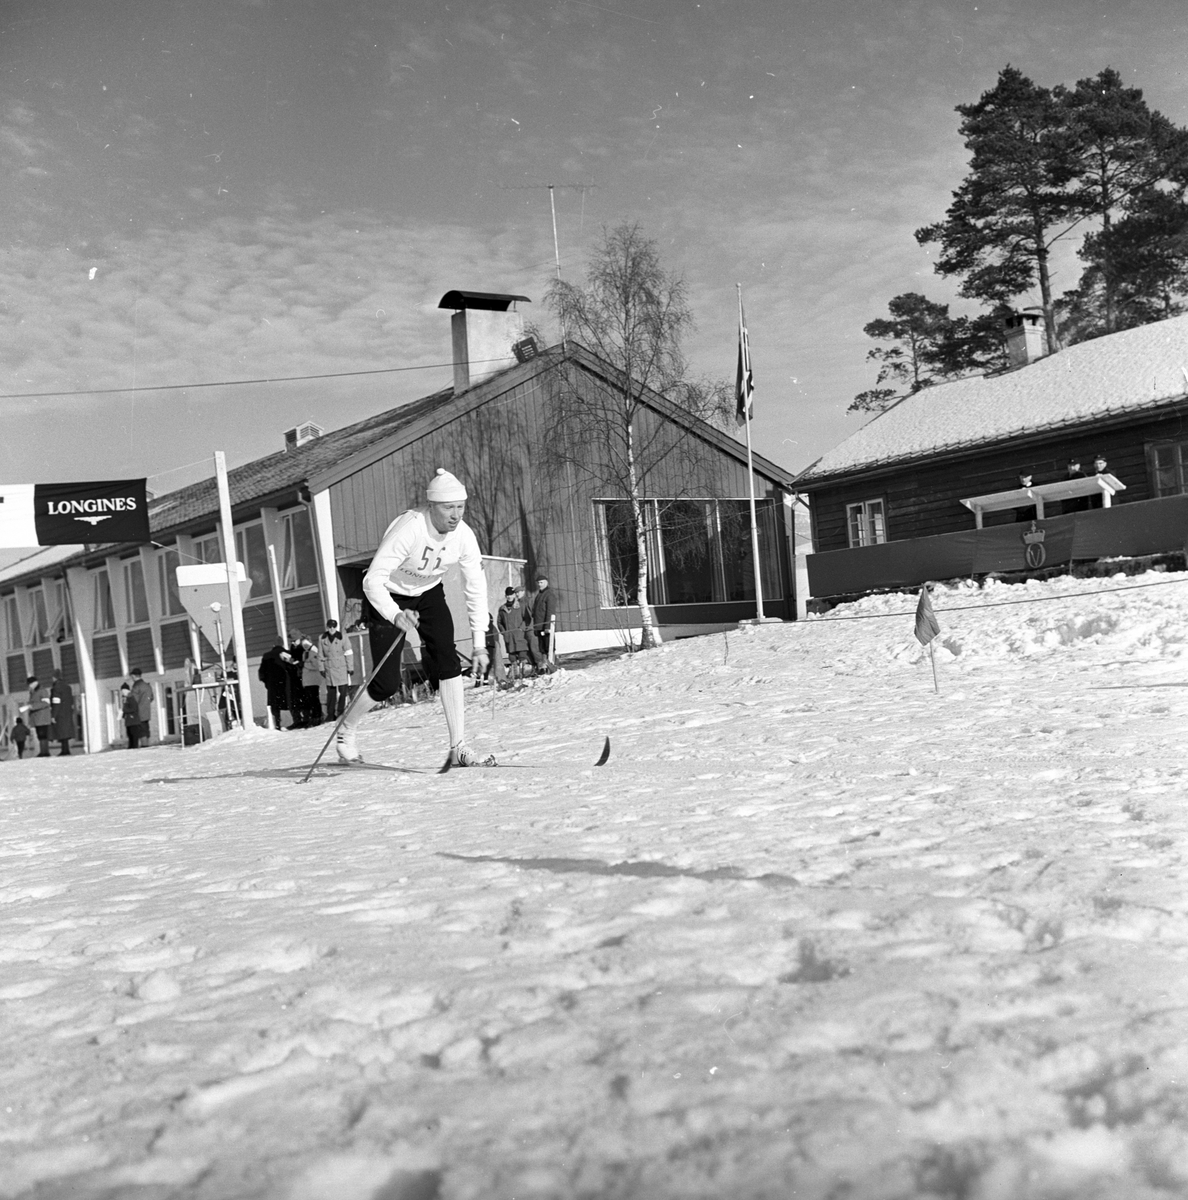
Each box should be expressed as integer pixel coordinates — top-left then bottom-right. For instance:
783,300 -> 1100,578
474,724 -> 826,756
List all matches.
914,586 -> 940,646
735,302 -> 754,425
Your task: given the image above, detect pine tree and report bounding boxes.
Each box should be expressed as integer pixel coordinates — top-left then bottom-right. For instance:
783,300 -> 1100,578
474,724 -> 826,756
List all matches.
916,67 -> 1082,353
1060,67 -> 1188,333
850,293 -> 1006,414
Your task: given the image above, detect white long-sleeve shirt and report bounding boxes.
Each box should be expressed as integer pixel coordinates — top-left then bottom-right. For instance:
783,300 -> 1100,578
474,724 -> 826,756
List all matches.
362,507 -> 488,644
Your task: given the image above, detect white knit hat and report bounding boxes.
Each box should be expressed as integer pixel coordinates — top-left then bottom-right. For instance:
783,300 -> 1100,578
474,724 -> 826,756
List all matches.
426,468 -> 467,502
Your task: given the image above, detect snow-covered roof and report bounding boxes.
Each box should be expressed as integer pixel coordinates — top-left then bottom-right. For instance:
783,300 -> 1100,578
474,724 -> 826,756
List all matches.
799,313 -> 1188,484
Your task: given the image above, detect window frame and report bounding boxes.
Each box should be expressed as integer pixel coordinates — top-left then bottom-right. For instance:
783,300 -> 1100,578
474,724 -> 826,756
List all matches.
123,558 -> 150,626
845,498 -> 888,548
157,547 -> 187,617
93,569 -> 117,632
1147,439 -> 1188,498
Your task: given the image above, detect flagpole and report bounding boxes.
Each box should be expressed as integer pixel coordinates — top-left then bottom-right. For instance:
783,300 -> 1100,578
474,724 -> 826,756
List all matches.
738,283 -> 765,622
928,640 -> 939,693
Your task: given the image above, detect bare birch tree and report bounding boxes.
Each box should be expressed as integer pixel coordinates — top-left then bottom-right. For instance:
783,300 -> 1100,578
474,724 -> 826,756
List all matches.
546,223 -> 723,650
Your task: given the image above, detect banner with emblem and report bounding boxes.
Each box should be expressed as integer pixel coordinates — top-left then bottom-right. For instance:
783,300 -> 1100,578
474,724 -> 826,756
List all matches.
0,479 -> 150,548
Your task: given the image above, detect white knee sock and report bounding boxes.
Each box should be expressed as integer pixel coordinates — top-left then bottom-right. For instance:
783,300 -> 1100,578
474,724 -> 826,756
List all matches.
439,675 -> 464,748
339,688 -> 376,732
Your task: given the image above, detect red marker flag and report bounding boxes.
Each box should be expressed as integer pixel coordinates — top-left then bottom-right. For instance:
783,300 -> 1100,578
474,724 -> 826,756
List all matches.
914,586 -> 940,646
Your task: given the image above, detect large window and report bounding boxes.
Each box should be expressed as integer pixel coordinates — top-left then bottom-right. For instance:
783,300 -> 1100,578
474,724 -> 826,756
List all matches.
93,570 -> 116,631
3,594 -> 20,649
157,548 -> 186,617
1150,440 -> 1188,497
596,497 -> 782,608
846,499 -> 887,548
280,508 -> 318,591
123,559 -> 150,625
27,587 -> 49,644
193,533 -> 223,564
235,522 -> 271,599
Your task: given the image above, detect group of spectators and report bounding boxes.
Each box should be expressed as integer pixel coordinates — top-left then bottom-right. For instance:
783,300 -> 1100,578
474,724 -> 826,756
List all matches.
489,575 -> 558,685
257,618 -> 356,730
10,671 -> 77,758
1015,455 -> 1114,521
6,576 -> 562,757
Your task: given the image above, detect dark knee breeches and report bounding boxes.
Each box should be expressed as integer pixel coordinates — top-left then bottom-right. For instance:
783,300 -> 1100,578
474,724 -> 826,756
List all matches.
367,583 -> 460,702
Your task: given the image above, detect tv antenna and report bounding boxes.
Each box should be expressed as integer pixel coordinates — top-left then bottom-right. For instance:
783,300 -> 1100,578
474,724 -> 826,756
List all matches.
501,182 -> 597,278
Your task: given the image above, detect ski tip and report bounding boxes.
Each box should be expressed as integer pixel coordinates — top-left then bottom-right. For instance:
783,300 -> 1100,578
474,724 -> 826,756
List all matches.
595,736 -> 611,767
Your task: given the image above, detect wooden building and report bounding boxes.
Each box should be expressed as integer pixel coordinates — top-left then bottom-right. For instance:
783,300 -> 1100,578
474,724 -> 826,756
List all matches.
797,313 -> 1188,599
0,295 -> 796,752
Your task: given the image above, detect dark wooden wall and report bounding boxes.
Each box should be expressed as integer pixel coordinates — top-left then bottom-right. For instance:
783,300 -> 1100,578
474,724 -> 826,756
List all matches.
808,407 -> 1188,554
329,359 -> 790,635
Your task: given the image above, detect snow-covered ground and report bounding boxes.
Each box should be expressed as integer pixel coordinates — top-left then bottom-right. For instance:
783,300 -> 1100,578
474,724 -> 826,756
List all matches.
4,569 -> 1188,1200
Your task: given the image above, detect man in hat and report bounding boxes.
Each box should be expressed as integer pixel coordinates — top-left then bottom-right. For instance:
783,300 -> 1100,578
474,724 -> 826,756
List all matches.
336,468 -> 492,767
528,575 -> 559,671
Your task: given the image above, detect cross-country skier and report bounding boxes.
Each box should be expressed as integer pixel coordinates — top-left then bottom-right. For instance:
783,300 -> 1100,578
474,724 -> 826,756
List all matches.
335,467 -> 494,767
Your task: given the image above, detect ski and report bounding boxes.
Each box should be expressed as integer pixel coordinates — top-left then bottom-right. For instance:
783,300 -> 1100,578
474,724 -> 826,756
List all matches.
437,735 -> 611,774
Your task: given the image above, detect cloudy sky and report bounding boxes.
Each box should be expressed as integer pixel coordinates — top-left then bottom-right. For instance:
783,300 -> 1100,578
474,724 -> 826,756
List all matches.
2,0 -> 1186,499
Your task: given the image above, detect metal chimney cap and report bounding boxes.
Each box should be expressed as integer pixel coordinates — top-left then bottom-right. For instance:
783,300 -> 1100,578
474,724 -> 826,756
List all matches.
438,290 -> 532,312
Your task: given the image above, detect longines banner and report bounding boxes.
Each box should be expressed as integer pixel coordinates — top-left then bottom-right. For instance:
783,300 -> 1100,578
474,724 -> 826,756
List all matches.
0,479 -> 150,548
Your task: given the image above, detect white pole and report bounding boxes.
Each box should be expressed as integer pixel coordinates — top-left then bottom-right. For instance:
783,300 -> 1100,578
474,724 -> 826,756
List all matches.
738,284 -> 765,622
213,451 -> 255,728
549,185 -> 561,279
266,542 -> 288,647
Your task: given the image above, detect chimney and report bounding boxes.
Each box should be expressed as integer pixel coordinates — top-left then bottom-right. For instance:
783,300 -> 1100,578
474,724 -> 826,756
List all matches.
438,290 -> 531,393
1003,308 -> 1048,368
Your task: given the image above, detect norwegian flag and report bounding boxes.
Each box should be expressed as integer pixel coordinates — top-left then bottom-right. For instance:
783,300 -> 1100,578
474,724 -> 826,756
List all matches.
735,302 -> 754,425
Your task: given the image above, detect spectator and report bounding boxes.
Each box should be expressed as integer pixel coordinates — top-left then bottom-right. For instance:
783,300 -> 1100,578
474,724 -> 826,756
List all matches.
1063,458 -> 1090,515
1090,455 -> 1111,508
300,635 -> 324,727
318,619 -> 355,719
121,682 -> 140,748
50,670 -> 75,756
257,641 -> 292,730
497,585 -> 531,686
1014,474 -> 1036,523
127,668 -> 154,748
528,576 -> 559,670
23,676 -> 53,757
287,631 -> 308,726
11,717 -> 30,759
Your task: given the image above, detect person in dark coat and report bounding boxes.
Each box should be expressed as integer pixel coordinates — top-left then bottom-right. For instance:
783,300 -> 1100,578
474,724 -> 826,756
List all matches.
1089,455 -> 1111,508
127,668 -> 154,747
11,717 -> 30,758
23,676 -> 53,756
49,670 -> 75,755
121,683 -> 141,748
528,576 -> 559,670
497,586 -> 530,684
257,642 -> 292,730
287,631 -> 308,727
1062,458 -> 1090,515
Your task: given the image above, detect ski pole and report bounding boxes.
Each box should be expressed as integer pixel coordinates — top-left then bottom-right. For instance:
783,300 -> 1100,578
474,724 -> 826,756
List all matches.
298,626 -> 407,784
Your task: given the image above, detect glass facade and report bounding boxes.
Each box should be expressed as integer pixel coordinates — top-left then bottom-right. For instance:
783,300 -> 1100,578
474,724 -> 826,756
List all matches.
596,497 -> 783,608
